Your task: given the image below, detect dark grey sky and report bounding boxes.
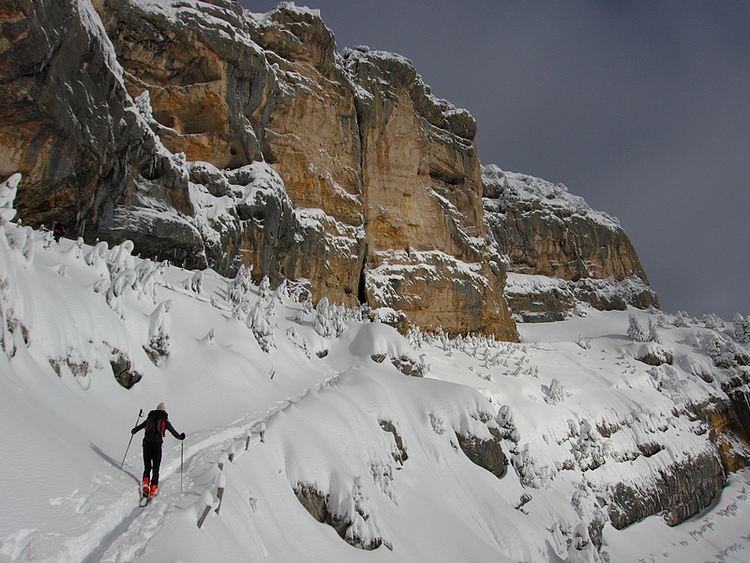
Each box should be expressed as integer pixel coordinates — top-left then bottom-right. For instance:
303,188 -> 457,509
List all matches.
244,1 -> 750,319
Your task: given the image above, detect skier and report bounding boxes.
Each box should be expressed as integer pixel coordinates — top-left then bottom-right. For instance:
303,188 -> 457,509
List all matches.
131,402 -> 185,498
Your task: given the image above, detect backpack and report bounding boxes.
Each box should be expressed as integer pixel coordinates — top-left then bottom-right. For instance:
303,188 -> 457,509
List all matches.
145,410 -> 168,438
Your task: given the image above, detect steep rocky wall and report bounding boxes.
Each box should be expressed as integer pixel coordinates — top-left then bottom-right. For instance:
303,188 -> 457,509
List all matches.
0,0 -> 518,338
483,165 -> 659,319
0,0 -> 133,232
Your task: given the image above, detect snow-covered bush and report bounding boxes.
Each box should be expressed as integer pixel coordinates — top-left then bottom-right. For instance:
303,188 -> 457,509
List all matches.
228,264 -> 253,319
248,297 -> 276,352
627,314 -> 647,342
313,296 -> 333,337
542,378 -> 566,404
85,241 -> 109,268
703,313 -> 724,331
145,300 -> 172,364
0,275 -> 28,358
646,318 -> 661,344
107,240 -> 135,277
704,333 -> 737,369
512,443 -> 552,488
181,270 -> 203,294
734,313 -> 750,344
495,405 -> 520,444
571,419 -> 608,471
274,278 -> 288,302
672,310 -> 691,328
258,275 -> 271,299
106,269 -> 137,318
0,173 -> 20,225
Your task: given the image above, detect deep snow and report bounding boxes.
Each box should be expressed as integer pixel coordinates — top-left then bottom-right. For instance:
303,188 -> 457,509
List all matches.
0,177 -> 749,562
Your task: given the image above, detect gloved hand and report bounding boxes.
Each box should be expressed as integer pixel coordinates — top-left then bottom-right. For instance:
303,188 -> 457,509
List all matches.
131,427 -> 137,435
179,432 -> 186,440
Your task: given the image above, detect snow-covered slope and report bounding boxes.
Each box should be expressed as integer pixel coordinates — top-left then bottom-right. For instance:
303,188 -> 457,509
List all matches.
1,176 -> 749,562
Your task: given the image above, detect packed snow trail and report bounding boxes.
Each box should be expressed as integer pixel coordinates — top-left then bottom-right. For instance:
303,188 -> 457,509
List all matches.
82,368 -> 347,563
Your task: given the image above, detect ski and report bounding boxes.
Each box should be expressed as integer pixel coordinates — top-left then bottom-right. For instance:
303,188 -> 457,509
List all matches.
139,495 -> 153,507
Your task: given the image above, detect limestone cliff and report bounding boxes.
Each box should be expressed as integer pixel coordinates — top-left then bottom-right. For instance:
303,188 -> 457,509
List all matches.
0,0 -> 519,338
483,165 -> 659,321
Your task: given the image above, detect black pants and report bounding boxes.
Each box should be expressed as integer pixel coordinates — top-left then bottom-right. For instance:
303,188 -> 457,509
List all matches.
142,442 -> 163,486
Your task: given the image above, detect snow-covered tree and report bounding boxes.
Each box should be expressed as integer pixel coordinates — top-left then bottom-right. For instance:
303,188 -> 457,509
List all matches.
543,378 -> 566,405
146,300 -> 173,363
704,333 -> 735,368
274,278 -> 288,302
85,241 -> 109,269
228,264 -> 253,319
247,297 -> 276,352
107,240 -> 135,277
734,313 -> 750,344
183,270 -> 203,294
495,405 -> 520,444
672,310 -> 691,328
313,296 -> 333,337
258,275 -> 271,299
0,173 -> 20,226
646,318 -> 661,344
106,269 -> 137,318
627,314 -> 647,342
703,313 -> 724,331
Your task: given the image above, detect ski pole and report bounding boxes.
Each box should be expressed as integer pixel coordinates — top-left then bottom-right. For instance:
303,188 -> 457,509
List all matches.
121,408 -> 143,469
180,440 -> 184,494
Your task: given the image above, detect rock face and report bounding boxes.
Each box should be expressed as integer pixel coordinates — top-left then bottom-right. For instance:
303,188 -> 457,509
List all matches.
483,165 -> 658,320
608,452 -> 726,529
0,0 -> 518,338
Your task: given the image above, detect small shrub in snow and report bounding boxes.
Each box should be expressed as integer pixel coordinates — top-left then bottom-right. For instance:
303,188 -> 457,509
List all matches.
228,264 -> 253,318
703,313 -> 724,331
65,237 -> 84,261
627,314 -> 647,342
0,173 -> 20,225
734,314 -> 750,344
672,310 -> 691,327
258,275 -> 271,299
106,270 -> 137,318
274,278 -> 287,302
704,333 -> 736,369
495,405 -> 521,444
107,240 -> 135,277
248,297 -> 276,352
145,300 -> 172,364
313,297 -> 333,337
0,275 -> 29,358
542,378 -> 566,404
512,443 -> 552,488
85,240 -> 108,268
571,419 -> 608,471
183,270 -> 203,294
646,318 -> 661,344
576,335 -> 591,350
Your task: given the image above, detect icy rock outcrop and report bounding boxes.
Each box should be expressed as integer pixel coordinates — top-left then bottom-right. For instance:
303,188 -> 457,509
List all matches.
293,482 -> 389,551
484,166 -> 658,320
608,452 -> 726,529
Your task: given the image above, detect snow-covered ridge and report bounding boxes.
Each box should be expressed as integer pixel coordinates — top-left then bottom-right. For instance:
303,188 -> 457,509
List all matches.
2,174 -> 749,561
483,164 -> 621,230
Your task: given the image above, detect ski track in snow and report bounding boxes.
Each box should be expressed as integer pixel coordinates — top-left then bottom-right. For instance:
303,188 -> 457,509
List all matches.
81,369 -> 347,563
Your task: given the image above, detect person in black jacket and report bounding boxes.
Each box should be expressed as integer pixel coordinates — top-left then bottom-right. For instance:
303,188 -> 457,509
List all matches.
131,402 -> 185,498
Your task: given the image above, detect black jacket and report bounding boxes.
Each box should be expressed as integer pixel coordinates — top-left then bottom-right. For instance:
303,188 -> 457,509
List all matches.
132,410 -> 183,444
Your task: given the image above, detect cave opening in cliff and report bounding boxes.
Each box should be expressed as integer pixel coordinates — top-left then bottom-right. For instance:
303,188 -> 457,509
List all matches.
357,246 -> 368,305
